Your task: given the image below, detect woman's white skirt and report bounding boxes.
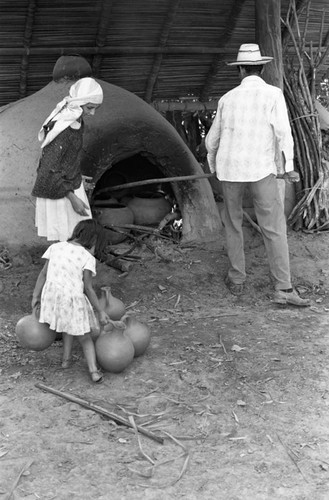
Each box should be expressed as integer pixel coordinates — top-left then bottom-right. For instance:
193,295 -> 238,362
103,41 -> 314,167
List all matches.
35,183 -> 92,241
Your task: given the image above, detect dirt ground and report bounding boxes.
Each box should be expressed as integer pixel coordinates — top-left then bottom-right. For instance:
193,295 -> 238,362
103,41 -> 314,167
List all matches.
1,222 -> 329,500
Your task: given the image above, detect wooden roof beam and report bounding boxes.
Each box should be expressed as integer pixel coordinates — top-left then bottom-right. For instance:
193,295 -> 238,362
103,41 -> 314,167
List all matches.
92,0 -> 115,77
200,0 -> 247,102
0,47 -> 232,56
144,0 -> 181,103
152,100 -> 218,112
19,0 -> 37,98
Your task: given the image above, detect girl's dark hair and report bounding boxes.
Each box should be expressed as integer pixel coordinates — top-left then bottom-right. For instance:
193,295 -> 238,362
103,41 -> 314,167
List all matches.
68,219 -> 108,260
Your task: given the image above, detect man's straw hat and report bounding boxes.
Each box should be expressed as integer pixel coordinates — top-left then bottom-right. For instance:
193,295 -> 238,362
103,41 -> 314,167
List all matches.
227,43 -> 273,66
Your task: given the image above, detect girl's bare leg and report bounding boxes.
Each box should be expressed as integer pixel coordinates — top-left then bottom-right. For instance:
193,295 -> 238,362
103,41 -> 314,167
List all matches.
62,333 -> 74,368
78,333 -> 103,382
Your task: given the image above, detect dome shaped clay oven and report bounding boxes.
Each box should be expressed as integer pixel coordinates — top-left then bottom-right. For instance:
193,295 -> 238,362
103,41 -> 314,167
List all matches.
0,56 -> 220,245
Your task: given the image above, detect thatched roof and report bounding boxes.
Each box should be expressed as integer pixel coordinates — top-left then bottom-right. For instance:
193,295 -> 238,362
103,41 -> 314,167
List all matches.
0,0 -> 328,107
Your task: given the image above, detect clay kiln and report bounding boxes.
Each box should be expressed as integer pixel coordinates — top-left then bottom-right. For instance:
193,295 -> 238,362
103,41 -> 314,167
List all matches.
0,57 -> 220,246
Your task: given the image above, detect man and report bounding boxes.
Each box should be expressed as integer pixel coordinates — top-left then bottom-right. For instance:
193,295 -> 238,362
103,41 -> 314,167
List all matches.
205,43 -> 310,306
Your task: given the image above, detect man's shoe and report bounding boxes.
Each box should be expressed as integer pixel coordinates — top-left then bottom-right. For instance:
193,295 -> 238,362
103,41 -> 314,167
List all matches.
273,289 -> 311,307
224,276 -> 244,296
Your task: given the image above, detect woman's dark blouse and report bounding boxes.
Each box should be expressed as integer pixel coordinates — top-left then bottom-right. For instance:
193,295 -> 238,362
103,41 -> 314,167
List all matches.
32,123 -> 84,200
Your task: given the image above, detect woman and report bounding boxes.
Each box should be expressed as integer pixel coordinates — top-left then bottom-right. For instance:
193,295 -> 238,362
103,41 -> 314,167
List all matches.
32,77 -> 103,241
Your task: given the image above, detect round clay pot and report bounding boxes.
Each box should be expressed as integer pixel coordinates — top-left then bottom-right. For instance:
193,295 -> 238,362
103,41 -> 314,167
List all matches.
93,202 -> 134,244
124,316 -> 151,357
15,310 -> 57,351
127,192 -> 171,226
52,55 -> 92,81
99,286 -> 126,320
95,327 -> 135,373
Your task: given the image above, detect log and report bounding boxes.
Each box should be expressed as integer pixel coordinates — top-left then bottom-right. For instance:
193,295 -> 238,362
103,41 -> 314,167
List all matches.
35,383 -> 164,444
104,255 -> 132,272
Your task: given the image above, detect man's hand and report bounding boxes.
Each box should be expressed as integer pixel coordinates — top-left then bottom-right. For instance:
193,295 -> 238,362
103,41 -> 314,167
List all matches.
206,153 -> 217,174
282,171 -> 300,183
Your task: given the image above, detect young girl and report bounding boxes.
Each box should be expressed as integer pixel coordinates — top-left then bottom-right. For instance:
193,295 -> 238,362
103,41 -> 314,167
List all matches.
32,219 -> 109,383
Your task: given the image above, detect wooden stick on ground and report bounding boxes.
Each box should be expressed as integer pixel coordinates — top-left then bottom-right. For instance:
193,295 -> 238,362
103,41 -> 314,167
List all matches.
35,383 -> 164,444
5,459 -> 34,500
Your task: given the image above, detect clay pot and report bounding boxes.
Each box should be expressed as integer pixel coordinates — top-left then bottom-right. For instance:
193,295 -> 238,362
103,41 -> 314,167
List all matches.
99,286 -> 126,320
93,202 -> 134,244
95,325 -> 135,373
124,316 -> 151,357
15,310 -> 57,351
52,55 -> 92,81
127,192 -> 171,226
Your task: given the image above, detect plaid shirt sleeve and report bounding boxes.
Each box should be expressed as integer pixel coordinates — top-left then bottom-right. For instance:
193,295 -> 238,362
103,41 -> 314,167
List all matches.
271,91 -> 294,172
205,102 -> 222,173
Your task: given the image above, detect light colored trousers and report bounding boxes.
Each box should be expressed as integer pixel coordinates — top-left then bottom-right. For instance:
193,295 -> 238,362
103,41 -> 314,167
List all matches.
221,174 -> 292,290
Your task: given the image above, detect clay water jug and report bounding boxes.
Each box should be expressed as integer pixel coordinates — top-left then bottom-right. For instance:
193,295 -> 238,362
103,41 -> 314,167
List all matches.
93,201 -> 134,244
15,310 -> 57,351
127,191 -> 171,226
124,316 -> 151,357
99,286 -> 126,320
95,323 -> 135,373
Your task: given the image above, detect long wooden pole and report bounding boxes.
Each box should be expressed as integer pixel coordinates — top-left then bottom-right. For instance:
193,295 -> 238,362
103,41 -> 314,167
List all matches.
94,172 -> 285,195
95,172 -> 216,194
35,383 -> 164,444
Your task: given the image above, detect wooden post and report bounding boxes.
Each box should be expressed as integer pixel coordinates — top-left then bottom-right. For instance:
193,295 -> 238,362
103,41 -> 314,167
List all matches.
255,0 -> 283,90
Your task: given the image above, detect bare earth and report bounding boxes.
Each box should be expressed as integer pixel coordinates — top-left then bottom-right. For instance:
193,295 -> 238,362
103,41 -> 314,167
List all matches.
1,223 -> 329,500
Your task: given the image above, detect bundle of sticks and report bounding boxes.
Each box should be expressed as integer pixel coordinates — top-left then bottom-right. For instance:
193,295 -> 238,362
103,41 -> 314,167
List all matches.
283,0 -> 329,231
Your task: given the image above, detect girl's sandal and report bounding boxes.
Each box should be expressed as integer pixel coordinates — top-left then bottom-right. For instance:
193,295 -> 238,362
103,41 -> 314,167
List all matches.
90,371 -> 104,384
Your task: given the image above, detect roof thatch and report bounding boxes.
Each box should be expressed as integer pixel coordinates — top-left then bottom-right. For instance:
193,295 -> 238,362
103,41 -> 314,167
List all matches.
0,0 -> 328,108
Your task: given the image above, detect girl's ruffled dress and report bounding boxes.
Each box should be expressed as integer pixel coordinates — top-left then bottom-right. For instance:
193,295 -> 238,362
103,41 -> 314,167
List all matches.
39,242 -> 98,335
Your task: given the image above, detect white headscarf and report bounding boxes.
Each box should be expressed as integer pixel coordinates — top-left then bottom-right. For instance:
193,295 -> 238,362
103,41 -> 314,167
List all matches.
38,77 -> 103,148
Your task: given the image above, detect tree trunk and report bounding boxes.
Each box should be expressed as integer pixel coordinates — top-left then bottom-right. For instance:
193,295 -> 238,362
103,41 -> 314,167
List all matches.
255,0 -> 295,214
255,0 -> 283,90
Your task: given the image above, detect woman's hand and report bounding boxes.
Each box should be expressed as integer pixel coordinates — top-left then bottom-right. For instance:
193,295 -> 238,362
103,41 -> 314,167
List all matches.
67,192 -> 89,216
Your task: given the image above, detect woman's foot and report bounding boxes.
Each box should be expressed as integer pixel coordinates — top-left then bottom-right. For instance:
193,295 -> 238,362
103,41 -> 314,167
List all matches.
90,370 -> 104,383
61,358 -> 72,369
